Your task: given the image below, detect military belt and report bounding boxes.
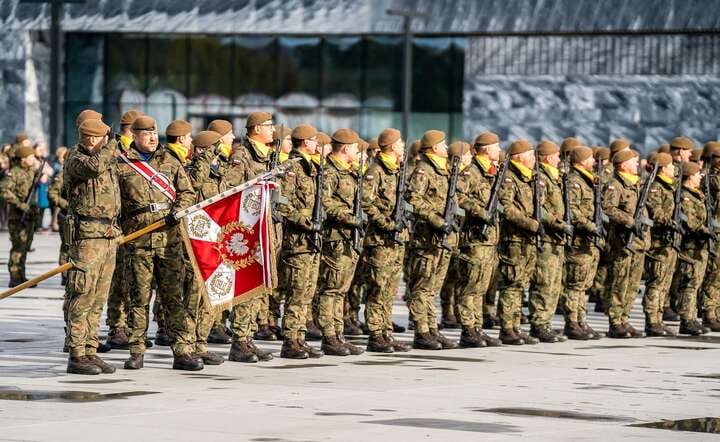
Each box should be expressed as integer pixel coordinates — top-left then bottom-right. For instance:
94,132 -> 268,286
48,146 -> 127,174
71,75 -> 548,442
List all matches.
76,215 -> 115,225
126,202 -> 172,217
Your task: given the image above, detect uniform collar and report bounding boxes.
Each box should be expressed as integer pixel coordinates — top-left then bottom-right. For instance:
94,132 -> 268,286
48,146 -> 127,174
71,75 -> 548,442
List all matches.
424,152 -> 449,175
377,152 -> 399,172
247,137 -> 271,159
541,162 -> 559,181
510,160 -> 533,180
617,171 -> 640,185
573,164 -> 594,182
166,143 -> 190,166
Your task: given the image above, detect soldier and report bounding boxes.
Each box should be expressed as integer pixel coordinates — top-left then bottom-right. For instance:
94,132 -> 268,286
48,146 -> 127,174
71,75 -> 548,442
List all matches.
404,130 -> 459,350
0,145 -> 38,287
453,132 -> 505,347
315,128 -> 366,356
222,112 -> 276,362
277,124 -> 324,359
602,149 -> 649,338
675,162 -> 712,335
530,140 -> 572,343
117,115 -> 201,371
116,109 -> 143,151
699,142 -> 720,331
496,140 -> 541,345
643,152 -> 677,336
560,137 -> 582,172
47,162 -> 69,283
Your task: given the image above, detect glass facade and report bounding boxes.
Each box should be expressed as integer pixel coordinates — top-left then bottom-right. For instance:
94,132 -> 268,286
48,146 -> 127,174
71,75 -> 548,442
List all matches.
64,33 -> 465,145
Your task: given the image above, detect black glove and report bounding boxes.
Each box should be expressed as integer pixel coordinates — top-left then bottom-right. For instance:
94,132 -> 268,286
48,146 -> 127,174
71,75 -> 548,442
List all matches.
560,222 -> 574,237
439,221 -> 453,235
632,222 -> 644,238
164,213 -> 180,227
310,220 -> 324,232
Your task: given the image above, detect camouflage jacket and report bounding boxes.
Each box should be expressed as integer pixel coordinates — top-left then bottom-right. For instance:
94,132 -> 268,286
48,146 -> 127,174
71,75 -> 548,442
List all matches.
323,154 -> 357,243
567,165 -> 600,248
278,150 -> 319,254
225,137 -> 272,186
457,155 -> 498,247
680,186 -> 707,252
117,144 -> 195,249
0,164 -> 37,220
602,171 -> 649,253
361,154 -> 409,247
64,142 -> 122,239
538,163 -> 566,245
646,175 -> 676,248
405,153 -> 457,249
709,165 -> 720,227
498,161 -> 540,243
48,169 -> 68,212
186,148 -> 230,201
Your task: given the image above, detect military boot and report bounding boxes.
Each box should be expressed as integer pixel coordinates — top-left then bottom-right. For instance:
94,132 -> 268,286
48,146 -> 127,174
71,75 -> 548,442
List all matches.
459,328 -> 486,348
63,336 -> 70,353
661,322 -> 677,336
67,356 -> 102,375
392,322 -> 406,333
679,320 -> 703,336
580,322 -> 602,340
306,321 -> 324,340
386,335 -> 410,352
520,313 -> 529,324
594,298 -> 607,314
154,328 -> 171,346
432,330 -> 459,349
407,319 -> 415,331
476,329 -> 502,347
195,351 -> 225,365
124,353 -> 144,370
269,325 -> 284,340
108,327 -> 130,350
441,315 -> 460,330
208,325 -> 232,344
624,323 -> 645,338
173,354 -> 204,371
343,320 -> 363,336
339,335 -> 365,355
321,336 -> 350,356
662,306 -> 680,322
254,324 -> 277,341
97,341 -> 112,353
87,355 -> 116,374
645,323 -> 667,337
367,335 -> 394,353
299,339 -> 324,358
413,332 -> 442,350
702,315 -> 720,332
248,339 -> 274,361
607,324 -> 631,339
499,328 -> 524,345
530,326 -> 558,343
228,340 -> 259,363
483,313 -> 497,330
280,339 -> 308,359
564,321 -> 589,340
516,328 -> 539,345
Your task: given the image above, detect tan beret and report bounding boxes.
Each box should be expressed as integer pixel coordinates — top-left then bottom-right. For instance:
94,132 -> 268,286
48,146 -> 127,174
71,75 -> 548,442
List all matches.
316,131 -> 331,146
508,139 -> 533,155
291,124 -> 317,141
561,137 -> 583,154
651,152 -> 672,167
657,143 -> 671,154
537,140 -> 560,156
703,141 -> 720,158
166,119 -> 192,137
120,109 -> 143,126
691,148 -> 703,162
274,125 -> 291,140
682,161 -> 701,176
410,140 -> 421,156
358,138 -> 369,151
610,138 -> 631,154
474,131 -> 500,146
15,145 -> 34,159
448,141 -> 471,157
632,149 -> 640,158
75,109 -> 103,128
594,146 -> 610,161
207,119 -> 232,136
132,116 -> 157,131
15,133 -> 28,144
670,136 -> 694,150
79,119 -> 110,137
612,149 -> 636,164
420,130 -> 446,149
378,128 -> 401,147
193,130 -> 222,148
245,111 -> 273,128
571,146 -> 593,163
331,128 -> 359,145
369,138 -> 380,150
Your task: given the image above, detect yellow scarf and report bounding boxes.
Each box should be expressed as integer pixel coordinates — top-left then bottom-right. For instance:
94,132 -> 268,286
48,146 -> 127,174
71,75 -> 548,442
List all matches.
279,152 -> 289,163
249,137 -> 270,157
167,143 -> 189,165
511,160 -> 533,179
658,174 -> 674,186
332,154 -> 351,171
119,134 -> 133,151
541,163 -> 559,181
218,143 -> 232,159
310,153 -> 321,165
475,154 -> 492,173
425,153 -> 448,172
378,152 -> 399,171
618,171 -> 640,185
297,150 -> 312,164
573,164 -> 594,181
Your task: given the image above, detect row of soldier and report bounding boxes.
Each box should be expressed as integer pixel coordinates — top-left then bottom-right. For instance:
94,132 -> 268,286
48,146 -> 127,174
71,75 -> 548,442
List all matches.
2,107 -> 719,376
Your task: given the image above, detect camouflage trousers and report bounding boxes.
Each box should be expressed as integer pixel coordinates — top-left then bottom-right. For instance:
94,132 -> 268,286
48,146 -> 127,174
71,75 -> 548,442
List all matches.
529,242 -> 564,329
8,218 -> 35,280
182,253 -> 214,353
106,245 -> 130,330
676,248 -> 709,322
607,248 -> 645,326
346,251 -> 368,324
364,244 -> 404,337
231,296 -> 262,342
590,247 -> 611,302
701,252 -> 720,318
643,246 -> 678,324
454,245 -> 497,329
66,237 -> 117,358
406,246 -> 452,334
126,242 -> 190,356
563,244 -> 600,323
281,251 -> 321,340
259,222 -> 283,327
440,254 -> 462,321
317,241 -> 360,337
498,241 -> 537,330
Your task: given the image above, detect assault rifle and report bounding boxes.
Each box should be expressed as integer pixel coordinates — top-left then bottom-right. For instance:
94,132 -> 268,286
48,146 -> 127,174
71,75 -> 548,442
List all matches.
269,124 -> 287,223
533,146 -> 545,252
625,162 -> 658,251
20,156 -> 47,223
440,152 -> 465,251
479,153 -> 510,240
592,160 -> 606,246
703,162 -> 719,258
310,148 -> 325,253
352,150 -> 366,254
671,161 -> 686,252
561,162 -> 574,244
391,145 -> 413,244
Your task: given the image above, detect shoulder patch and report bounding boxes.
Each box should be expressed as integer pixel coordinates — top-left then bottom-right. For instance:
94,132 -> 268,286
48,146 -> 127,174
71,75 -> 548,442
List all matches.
650,189 -> 657,193
573,183 -> 580,188
286,171 -> 295,177
608,185 -> 615,190
232,160 -> 242,166
504,178 -> 512,183
683,197 -> 689,201
365,175 -> 374,181
416,169 -> 425,175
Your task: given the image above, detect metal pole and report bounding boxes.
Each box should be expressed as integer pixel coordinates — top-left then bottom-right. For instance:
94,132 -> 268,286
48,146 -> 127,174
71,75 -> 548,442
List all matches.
49,0 -> 60,152
402,17 -> 411,141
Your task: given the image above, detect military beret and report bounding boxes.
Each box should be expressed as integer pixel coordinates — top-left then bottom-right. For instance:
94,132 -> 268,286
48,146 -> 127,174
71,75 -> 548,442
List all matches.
15,145 -> 34,159
652,152 -> 672,167
594,146 -> 610,161
75,109 -> 103,128
691,148 -> 703,162
79,119 -> 110,137
207,119 -> 232,136
132,116 -> 157,131
682,161 -> 701,177
657,143 -> 671,154
15,133 -> 28,144
670,136 -> 694,150
274,125 -> 291,141
120,109 -> 143,126
612,149 -> 635,164
571,146 -> 593,163
561,137 -> 583,154
358,138 -> 369,151
631,149 -> 640,158
703,141 -> 720,158
498,151 -> 506,162
410,140 -> 421,157
474,131 -> 500,147
420,130 -> 446,149
448,141 -> 471,157
291,124 -> 317,141
193,130 -> 222,148
166,119 -> 193,137
369,138 -> 380,150
317,132 -> 331,146
508,139 -> 533,155
331,128 -> 359,145
246,111 -> 273,128
378,128 -> 401,147
537,140 -> 560,156
610,138 -> 631,154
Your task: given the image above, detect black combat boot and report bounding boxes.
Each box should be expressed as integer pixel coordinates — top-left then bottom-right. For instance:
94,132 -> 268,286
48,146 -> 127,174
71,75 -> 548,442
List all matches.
124,353 -> 144,370
660,322 -> 676,336
702,315 -> 720,332
386,335 -> 411,352
594,299 -> 607,314
208,325 -> 232,344
342,320 -> 363,336
248,339 -> 274,361
299,339 -> 324,358
564,321 -> 589,340
339,335 -> 365,355
392,322 -> 406,333
195,351 -> 225,365
321,336 -> 350,356
580,322 -> 602,340
108,327 -> 130,350
228,340 -> 259,363
413,332 -> 442,350
280,339 -> 308,359
63,336 -> 70,353
516,328 -> 539,345
662,306 -> 680,322
97,341 -> 112,353
431,330 -> 459,349
459,328 -> 486,348
441,315 -> 460,330
476,328 -> 502,347
530,326 -> 559,343
87,355 -> 116,374
254,324 -> 277,341
499,328 -> 524,345
483,313 -> 497,330
645,323 -> 667,337
367,335 -> 394,353
624,323 -> 645,338
679,320 -> 703,336
607,324 -> 631,339
154,328 -> 171,346
306,321 -> 324,340
67,356 -> 102,375
173,353 -> 204,371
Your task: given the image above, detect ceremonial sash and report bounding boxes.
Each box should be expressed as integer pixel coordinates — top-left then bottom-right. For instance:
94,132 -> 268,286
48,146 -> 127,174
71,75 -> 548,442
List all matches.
119,151 -> 177,201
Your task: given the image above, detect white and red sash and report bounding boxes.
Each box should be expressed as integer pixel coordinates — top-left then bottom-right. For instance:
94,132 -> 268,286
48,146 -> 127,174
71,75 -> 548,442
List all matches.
119,151 -> 177,201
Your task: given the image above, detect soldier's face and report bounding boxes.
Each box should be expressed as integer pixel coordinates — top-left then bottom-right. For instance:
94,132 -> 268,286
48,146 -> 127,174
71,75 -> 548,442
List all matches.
346,143 -> 359,163
220,132 -> 235,146
675,149 -> 691,162
662,163 -> 675,177
392,141 -> 405,163
281,136 -> 292,153
687,172 -> 701,188
522,151 -> 536,169
433,141 -> 448,158
544,152 -> 561,167
178,132 -> 193,149
134,129 -> 159,152
485,143 -> 501,162
20,155 -> 35,168
622,157 -> 639,175
254,122 -> 274,144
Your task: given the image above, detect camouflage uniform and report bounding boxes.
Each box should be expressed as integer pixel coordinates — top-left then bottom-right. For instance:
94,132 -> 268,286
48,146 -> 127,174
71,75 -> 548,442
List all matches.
63,141 -> 121,357
589,163 -> 614,305
700,164 -> 720,320
0,164 -> 38,282
676,186 -> 709,322
48,170 -> 69,269
439,254 -> 461,325
106,246 -> 130,331
117,144 -> 196,356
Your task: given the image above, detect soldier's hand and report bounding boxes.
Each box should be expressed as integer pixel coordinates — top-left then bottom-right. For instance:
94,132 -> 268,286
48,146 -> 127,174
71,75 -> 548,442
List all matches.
439,222 -> 453,235
632,222 -> 644,237
164,213 -> 180,227
16,202 -> 30,212
310,220 -> 324,232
